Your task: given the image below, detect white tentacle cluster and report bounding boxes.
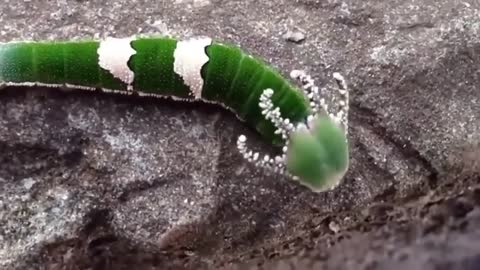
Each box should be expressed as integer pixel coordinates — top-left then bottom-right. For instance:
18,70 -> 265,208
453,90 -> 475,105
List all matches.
236,70 -> 350,177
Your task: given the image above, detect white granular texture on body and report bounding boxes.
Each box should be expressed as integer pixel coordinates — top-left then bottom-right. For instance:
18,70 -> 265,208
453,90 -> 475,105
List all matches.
98,37 -> 136,87
173,37 -> 212,98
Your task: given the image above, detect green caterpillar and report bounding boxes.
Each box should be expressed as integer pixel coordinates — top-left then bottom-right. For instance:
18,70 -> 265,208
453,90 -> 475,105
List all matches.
0,36 -> 350,192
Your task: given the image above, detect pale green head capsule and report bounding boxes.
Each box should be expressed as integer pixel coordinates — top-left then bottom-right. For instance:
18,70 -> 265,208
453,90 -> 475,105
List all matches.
286,115 -> 349,192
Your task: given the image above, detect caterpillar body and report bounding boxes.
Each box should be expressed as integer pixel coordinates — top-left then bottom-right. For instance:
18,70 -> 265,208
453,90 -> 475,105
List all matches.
0,36 -> 350,192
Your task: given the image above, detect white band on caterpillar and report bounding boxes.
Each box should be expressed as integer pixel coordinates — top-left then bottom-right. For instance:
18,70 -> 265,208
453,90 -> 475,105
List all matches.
98,37 -> 136,88
173,37 -> 212,99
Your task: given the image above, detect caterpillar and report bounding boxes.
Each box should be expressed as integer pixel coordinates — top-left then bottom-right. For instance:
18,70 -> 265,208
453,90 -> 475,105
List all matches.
0,36 -> 350,192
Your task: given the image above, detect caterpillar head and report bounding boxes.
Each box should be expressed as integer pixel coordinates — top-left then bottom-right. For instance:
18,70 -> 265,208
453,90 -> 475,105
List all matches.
236,71 -> 350,193
285,114 -> 349,192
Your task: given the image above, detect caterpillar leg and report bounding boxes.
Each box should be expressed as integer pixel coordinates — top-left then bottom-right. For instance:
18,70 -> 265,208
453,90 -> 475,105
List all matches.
289,70 -> 332,119
331,72 -> 349,134
236,134 -> 288,175
258,88 -> 296,140
289,70 -> 350,133
236,88 -> 297,176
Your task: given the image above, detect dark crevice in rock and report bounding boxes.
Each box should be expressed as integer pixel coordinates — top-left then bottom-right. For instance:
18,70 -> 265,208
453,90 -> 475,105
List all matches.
0,142 -> 82,181
82,208 -> 113,236
350,102 -> 439,190
116,177 -> 172,203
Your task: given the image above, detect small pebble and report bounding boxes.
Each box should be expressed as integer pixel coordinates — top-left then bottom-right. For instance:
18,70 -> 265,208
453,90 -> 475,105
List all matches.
283,30 -> 306,43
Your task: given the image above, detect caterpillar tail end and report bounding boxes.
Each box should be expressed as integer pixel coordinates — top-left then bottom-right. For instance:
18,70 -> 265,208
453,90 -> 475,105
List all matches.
237,72 -> 350,192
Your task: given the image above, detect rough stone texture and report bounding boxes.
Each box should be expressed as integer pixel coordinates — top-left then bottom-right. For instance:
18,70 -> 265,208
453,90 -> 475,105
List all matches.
0,0 -> 479,269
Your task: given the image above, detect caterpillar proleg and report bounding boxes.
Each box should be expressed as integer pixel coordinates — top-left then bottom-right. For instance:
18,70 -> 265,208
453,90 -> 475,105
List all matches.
0,36 -> 350,192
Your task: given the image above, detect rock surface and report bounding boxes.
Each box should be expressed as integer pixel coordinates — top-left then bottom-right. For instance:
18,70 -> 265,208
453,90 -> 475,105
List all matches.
0,0 -> 479,269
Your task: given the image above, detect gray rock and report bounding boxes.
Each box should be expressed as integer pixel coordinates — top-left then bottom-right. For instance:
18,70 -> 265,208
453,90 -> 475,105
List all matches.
0,0 -> 479,269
